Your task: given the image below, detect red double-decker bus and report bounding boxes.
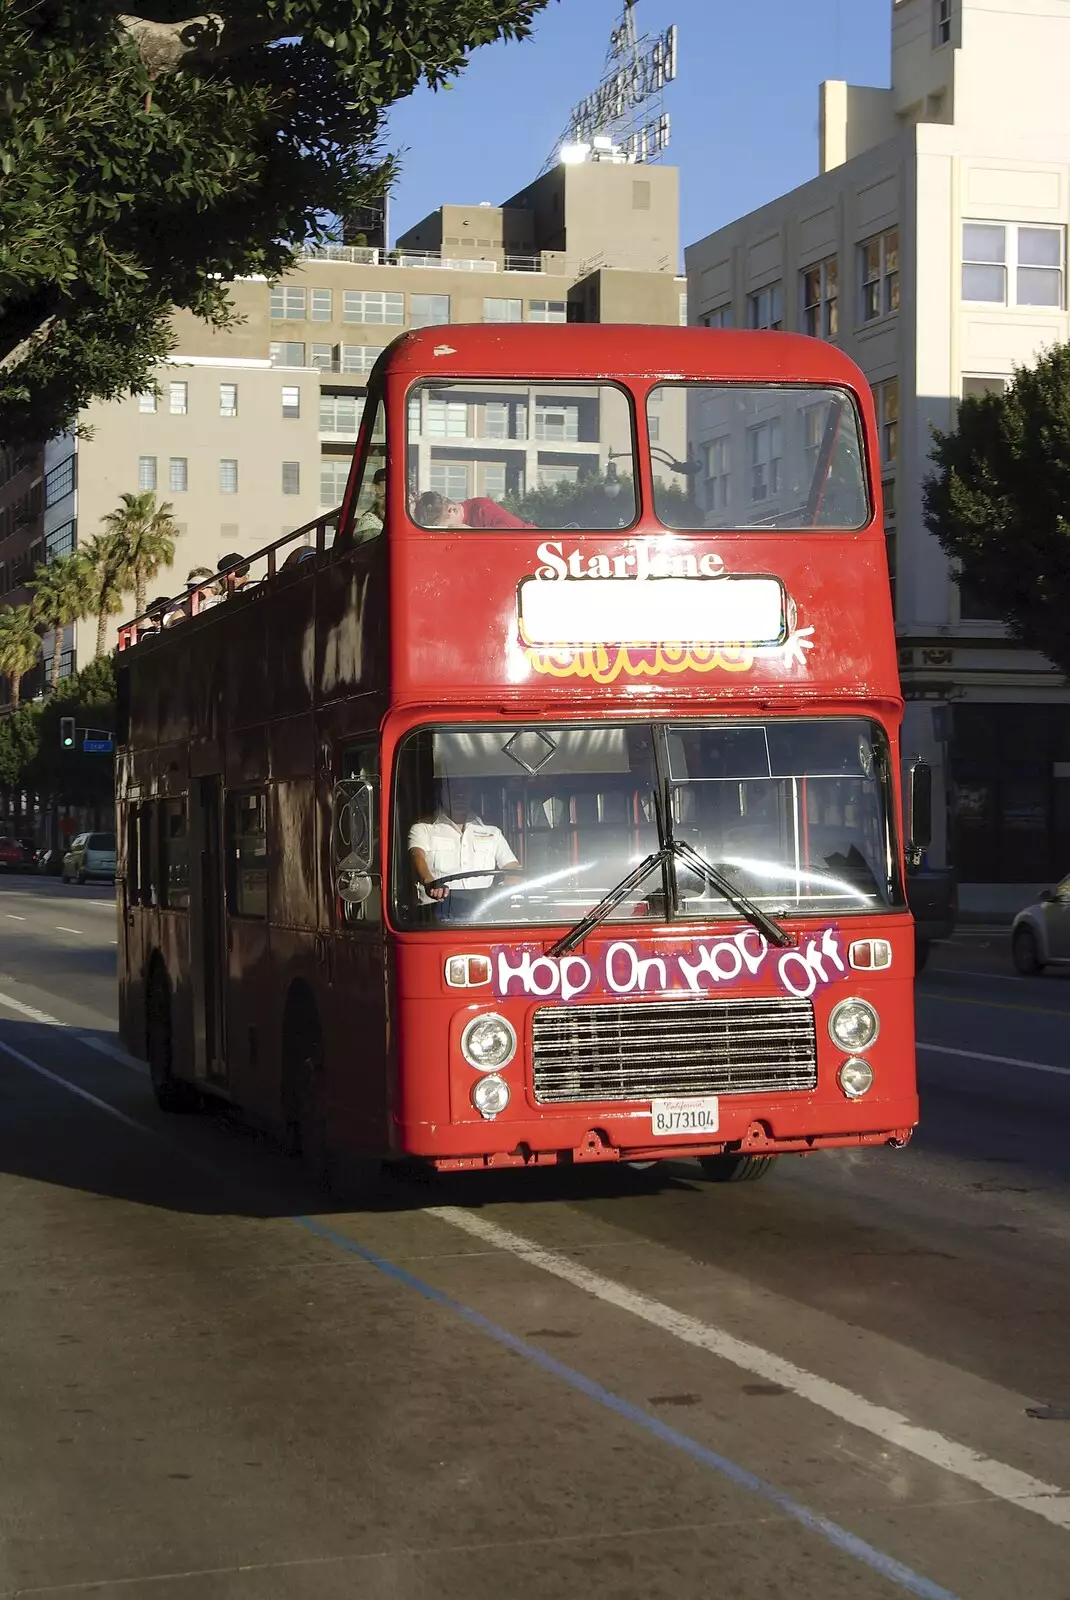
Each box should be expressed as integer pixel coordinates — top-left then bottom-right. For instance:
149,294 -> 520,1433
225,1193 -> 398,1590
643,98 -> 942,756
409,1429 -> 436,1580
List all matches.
116,325 -> 928,1189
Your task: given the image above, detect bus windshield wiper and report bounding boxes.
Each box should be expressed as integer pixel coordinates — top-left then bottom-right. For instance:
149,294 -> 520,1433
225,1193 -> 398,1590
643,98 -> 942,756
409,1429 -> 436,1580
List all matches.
548,841 -> 793,958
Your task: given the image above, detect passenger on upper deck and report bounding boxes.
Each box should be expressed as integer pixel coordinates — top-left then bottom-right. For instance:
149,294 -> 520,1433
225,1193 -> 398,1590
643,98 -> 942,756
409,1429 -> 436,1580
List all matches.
413,491 -> 533,530
354,469 -> 386,540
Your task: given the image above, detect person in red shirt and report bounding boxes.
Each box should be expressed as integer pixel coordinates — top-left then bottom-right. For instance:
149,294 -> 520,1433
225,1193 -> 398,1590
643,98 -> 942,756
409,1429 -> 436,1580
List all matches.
414,491 -> 533,529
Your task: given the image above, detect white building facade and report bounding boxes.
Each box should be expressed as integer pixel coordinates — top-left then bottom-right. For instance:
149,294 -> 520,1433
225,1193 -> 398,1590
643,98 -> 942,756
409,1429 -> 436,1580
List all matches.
687,0 -> 1070,914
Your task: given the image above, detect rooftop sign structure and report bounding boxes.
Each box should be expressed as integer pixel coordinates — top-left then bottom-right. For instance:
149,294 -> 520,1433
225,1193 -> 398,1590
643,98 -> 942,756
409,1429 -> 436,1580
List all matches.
544,0 -> 678,171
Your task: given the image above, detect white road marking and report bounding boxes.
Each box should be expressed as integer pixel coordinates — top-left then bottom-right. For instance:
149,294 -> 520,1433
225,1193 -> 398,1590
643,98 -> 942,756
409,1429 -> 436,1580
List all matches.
0,991 -> 142,1073
429,1206 -> 1070,1531
919,1042 -> 1070,1079
0,989 -> 68,1026
78,1034 -> 148,1076
54,925 -> 84,935
5,913 -> 25,921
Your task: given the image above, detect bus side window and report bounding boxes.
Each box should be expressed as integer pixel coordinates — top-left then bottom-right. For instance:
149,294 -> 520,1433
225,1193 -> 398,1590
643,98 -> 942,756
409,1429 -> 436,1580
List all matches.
227,792 -> 268,919
338,396 -> 386,551
160,798 -> 190,910
333,741 -> 381,925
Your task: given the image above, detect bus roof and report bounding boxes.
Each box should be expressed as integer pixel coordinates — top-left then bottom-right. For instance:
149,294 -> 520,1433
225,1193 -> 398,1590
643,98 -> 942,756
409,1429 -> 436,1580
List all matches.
376,324 -> 869,390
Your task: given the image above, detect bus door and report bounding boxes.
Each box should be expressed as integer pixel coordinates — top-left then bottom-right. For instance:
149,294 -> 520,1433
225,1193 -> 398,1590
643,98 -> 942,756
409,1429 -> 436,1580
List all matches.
189,774 -> 228,1088
323,738 -> 389,1155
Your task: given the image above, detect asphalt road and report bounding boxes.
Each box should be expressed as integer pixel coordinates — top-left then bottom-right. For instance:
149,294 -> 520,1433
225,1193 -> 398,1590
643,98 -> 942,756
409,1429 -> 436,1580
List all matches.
1,881 -> 1069,1600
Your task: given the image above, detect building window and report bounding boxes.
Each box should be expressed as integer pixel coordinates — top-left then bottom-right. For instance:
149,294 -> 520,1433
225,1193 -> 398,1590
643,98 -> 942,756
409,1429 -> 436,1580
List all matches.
320,459 -> 349,506
310,288 -> 333,321
748,420 -> 781,501
410,293 -> 450,328
220,459 -> 238,494
483,298 -> 523,323
343,290 -> 404,325
528,300 -> 567,323
534,404 -> 579,443
747,284 -> 783,331
537,464 -> 580,488
483,463 -> 507,500
219,383 -> 238,417
168,381 -> 188,415
282,461 -> 301,495
934,0 -> 951,46
860,230 -> 900,322
961,374 -> 1009,400
679,291 -> 688,326
44,456 -> 75,506
704,437 -> 730,510
319,393 -> 362,434
138,391 -> 157,414
281,385 -> 301,419
310,343 -> 335,371
801,257 -> 839,338
270,286 -> 307,320
701,305 -> 733,329
483,401 -> 510,439
339,344 -> 384,374
138,456 -> 157,492
648,414 -> 661,441
429,463 -> 470,499
875,378 -> 899,466
269,341 -> 306,368
426,398 -> 469,437
46,519 -> 76,560
962,222 -> 1064,308
169,457 -> 188,492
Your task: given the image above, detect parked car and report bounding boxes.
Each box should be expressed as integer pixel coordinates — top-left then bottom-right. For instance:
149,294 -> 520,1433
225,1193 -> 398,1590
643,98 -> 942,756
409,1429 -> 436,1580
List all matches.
906,862 -> 956,973
1010,877 -> 1070,974
61,831 -> 117,884
0,835 -> 24,872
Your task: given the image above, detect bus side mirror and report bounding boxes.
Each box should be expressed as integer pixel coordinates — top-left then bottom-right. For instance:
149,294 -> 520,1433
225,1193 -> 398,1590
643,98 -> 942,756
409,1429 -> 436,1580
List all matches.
905,757 -> 932,867
337,862 -> 373,905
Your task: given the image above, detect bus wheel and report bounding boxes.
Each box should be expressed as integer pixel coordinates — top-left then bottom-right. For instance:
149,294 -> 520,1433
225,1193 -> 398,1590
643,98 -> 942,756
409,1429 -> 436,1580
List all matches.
147,971 -> 202,1114
698,1152 -> 775,1183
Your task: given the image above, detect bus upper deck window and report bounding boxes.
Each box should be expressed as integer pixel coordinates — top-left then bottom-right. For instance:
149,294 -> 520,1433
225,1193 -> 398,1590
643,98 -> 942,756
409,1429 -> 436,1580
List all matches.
647,384 -> 870,533
407,380 -> 638,532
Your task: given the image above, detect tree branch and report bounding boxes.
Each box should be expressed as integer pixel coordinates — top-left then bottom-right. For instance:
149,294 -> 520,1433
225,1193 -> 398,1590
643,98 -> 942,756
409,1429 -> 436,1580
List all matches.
118,13 -> 281,73
0,317 -> 58,377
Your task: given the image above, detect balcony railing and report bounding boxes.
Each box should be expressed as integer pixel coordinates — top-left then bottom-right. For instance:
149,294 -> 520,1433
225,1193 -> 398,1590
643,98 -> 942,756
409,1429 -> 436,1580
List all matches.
299,245 -> 546,274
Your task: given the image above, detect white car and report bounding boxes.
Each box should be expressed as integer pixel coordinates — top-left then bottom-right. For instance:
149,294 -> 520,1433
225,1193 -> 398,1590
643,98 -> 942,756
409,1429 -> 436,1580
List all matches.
1010,875 -> 1070,974
61,831 -> 117,885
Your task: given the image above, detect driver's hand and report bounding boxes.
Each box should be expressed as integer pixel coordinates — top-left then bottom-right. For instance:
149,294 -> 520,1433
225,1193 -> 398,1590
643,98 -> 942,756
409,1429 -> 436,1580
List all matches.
426,883 -> 449,901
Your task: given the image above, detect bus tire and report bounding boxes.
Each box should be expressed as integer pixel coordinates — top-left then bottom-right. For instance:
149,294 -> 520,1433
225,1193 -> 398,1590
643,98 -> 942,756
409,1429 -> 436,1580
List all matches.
914,938 -> 931,974
282,989 -> 382,1203
147,968 -> 202,1114
698,1152 -> 775,1183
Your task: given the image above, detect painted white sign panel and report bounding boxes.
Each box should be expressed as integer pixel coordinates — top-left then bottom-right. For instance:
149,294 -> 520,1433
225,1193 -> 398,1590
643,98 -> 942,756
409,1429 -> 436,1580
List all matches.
518,576 -> 786,648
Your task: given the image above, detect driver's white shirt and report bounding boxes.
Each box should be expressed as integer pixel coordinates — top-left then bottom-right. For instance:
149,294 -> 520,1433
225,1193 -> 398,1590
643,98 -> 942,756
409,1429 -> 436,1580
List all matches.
408,810 -> 519,901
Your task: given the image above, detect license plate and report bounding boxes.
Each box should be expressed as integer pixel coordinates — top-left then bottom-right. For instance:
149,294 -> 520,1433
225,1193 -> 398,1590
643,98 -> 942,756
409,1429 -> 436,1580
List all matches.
651,1096 -> 720,1136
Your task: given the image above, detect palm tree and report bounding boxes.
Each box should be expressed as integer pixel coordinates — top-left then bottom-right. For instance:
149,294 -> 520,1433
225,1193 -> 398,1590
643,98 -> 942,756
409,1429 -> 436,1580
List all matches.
100,491 -> 180,616
0,606 -> 41,708
83,531 -> 131,657
30,552 -> 93,692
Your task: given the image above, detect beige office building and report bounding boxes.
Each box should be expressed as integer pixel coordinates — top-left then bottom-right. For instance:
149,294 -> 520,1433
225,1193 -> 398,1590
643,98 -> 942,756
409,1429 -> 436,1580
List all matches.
1,156 -> 685,685
687,0 -> 1070,912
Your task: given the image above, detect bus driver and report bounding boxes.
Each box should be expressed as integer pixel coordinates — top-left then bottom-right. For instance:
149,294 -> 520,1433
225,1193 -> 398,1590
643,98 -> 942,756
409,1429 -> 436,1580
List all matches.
408,780 -> 521,916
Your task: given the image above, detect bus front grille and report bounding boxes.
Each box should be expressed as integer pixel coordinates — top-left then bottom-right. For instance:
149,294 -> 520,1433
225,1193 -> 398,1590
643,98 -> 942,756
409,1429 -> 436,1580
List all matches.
530,996 -> 818,1104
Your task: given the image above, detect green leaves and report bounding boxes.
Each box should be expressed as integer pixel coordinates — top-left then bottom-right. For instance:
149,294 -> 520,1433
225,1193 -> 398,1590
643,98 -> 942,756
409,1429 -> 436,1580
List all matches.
923,342 -> 1070,674
0,0 -> 553,445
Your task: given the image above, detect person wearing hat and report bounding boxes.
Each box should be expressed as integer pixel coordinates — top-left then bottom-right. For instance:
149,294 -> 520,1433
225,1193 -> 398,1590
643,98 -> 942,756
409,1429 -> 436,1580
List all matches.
218,553 -> 252,596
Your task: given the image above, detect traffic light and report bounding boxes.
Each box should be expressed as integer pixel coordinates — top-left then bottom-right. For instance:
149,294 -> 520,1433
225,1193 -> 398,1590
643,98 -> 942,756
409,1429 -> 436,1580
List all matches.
60,717 -> 75,750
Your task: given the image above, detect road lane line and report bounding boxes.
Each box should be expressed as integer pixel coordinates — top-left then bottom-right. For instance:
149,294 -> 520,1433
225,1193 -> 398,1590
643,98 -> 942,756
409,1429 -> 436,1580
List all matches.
54,925 -> 83,935
78,1034 -> 148,1075
919,1042 -> 1070,1078
429,1206 -> 1070,1533
0,1037 -> 964,1600
0,992 -> 143,1074
0,990 -> 68,1026
5,913 -> 25,921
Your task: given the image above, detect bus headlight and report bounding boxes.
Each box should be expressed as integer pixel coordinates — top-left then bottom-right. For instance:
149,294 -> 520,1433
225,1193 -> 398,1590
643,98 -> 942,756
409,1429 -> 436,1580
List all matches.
460,1013 -> 517,1072
829,997 -> 879,1053
472,1074 -> 510,1119
838,1058 -> 875,1099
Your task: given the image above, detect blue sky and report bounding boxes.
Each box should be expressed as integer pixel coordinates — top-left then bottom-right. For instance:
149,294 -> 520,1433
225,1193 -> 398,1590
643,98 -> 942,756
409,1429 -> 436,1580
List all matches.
385,0 -> 891,254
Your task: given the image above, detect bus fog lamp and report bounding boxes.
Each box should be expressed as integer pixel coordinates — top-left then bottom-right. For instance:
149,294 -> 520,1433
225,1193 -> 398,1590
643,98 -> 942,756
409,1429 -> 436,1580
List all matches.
838,1058 -> 875,1099
471,1074 -> 510,1119
829,997 -> 879,1052
460,1013 -> 517,1071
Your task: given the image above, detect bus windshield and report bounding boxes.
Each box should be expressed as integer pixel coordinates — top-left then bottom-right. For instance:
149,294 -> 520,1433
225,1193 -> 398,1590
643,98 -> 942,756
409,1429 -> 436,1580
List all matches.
393,718 -> 901,929
648,384 -> 869,531
407,380 -> 637,530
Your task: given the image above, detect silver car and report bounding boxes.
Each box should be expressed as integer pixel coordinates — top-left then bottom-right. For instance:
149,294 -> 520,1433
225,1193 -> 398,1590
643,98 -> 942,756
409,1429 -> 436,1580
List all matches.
61,831 -> 117,885
1011,876 -> 1070,974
